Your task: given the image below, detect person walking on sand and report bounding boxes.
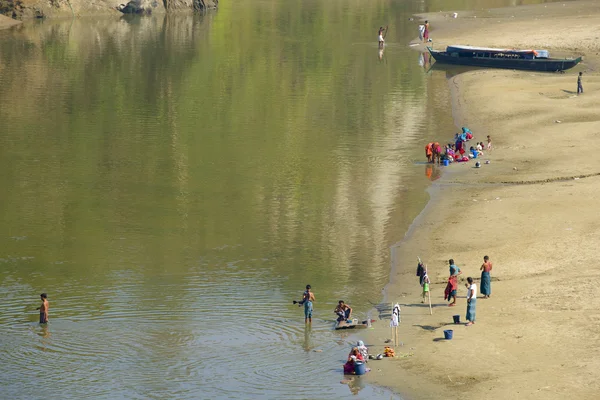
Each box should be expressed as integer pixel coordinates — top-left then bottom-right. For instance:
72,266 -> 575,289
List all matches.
37,293 -> 49,324
487,135 -> 492,151
465,277 -> 477,326
577,72 -> 583,94
480,255 -> 493,299
294,284 -> 315,324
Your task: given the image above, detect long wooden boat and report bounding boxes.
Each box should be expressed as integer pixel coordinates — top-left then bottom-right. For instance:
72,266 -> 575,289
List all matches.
427,45 -> 582,72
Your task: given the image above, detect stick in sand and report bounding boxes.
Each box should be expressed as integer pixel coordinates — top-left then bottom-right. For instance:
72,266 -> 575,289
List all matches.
428,285 -> 433,315
426,263 -> 432,315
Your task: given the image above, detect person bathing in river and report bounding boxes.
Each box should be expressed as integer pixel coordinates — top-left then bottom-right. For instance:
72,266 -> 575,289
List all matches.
37,293 -> 49,324
335,300 -> 353,322
293,284 -> 315,324
378,26 -> 386,49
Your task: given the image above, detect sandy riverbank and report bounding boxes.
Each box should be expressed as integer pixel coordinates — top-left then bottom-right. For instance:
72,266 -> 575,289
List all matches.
0,15 -> 22,30
359,1 -> 600,399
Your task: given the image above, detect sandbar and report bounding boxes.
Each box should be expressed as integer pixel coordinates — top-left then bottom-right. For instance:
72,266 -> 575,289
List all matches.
361,1 -> 600,399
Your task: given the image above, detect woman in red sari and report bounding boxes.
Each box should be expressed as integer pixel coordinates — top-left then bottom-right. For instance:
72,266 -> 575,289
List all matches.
343,347 -> 365,374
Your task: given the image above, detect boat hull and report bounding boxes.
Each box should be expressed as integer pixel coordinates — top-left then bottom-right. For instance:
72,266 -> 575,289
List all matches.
428,49 -> 581,72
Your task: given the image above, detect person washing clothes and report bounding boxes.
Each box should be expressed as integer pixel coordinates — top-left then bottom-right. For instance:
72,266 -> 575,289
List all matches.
334,300 -> 352,322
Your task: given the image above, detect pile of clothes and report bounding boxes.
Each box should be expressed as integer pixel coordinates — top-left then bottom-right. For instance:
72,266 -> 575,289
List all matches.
384,346 -> 395,357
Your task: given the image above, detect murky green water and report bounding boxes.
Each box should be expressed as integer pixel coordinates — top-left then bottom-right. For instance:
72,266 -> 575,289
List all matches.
0,0 -> 557,398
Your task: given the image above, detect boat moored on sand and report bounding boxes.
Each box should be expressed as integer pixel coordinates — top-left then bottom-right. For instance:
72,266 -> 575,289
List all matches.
427,45 -> 582,72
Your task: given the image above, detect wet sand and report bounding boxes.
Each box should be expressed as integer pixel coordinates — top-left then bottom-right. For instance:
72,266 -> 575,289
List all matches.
362,1 -> 600,398
0,15 -> 22,30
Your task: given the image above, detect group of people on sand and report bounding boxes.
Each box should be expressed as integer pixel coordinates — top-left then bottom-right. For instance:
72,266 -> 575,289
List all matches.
425,127 -> 492,165
436,256 -> 492,325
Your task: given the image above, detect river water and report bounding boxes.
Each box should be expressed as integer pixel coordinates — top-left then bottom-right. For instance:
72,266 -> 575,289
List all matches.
0,0 -> 556,399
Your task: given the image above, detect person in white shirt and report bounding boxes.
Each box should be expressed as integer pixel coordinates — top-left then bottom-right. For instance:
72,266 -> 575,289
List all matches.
465,277 -> 477,326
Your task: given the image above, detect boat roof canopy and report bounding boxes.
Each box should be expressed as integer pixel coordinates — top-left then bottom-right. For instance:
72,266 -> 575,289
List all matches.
446,45 -> 547,55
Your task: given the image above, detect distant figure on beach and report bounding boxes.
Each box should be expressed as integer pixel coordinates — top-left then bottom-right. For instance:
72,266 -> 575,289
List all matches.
36,293 -> 49,324
335,300 -> 353,322
294,285 -> 315,324
423,20 -> 430,42
487,135 -> 492,151
480,255 -> 492,298
447,259 -> 462,306
465,277 -> 476,326
421,270 -> 430,303
444,275 -> 458,307
378,26 -> 386,49
577,72 -> 583,94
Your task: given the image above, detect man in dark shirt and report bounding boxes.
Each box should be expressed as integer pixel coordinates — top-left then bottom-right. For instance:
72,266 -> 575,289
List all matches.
577,72 -> 583,94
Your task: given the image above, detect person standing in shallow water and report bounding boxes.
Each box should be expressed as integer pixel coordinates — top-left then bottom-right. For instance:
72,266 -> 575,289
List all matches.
480,255 -> 493,299
294,284 -> 315,324
378,26 -> 386,49
423,20 -> 430,42
37,293 -> 49,324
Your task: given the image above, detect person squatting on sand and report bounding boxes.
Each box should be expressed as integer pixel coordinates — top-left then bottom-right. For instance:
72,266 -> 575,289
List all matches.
480,255 -> 493,299
465,277 -> 477,326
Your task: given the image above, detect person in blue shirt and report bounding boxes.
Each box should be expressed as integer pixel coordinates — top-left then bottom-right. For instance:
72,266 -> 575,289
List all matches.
448,259 -> 462,306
